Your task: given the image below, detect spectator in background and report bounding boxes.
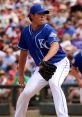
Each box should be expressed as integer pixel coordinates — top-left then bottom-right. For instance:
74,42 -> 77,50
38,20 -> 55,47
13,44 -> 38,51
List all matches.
6,24 -> 17,43
0,56 -> 7,71
0,70 -> 9,100
63,18 -> 76,36
0,8 -> 7,28
0,25 -> 5,38
57,18 -> 75,41
0,37 -> 4,50
0,50 -> 5,57
60,33 -> 78,53
73,19 -> 82,39
70,0 -> 82,26
70,19 -> 82,49
5,4 -> 18,25
3,47 -> 16,72
51,4 -> 68,30
67,86 -> 80,104
26,54 -> 37,76
70,50 -> 82,104
0,70 -> 7,85
7,69 -> 16,84
71,0 -> 82,13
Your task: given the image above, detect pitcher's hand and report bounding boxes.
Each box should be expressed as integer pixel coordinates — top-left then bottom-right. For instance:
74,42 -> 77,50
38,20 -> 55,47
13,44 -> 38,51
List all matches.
18,76 -> 25,93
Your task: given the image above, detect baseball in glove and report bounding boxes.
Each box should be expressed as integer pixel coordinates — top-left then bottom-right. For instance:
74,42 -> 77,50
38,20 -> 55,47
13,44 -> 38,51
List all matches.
39,61 -> 57,81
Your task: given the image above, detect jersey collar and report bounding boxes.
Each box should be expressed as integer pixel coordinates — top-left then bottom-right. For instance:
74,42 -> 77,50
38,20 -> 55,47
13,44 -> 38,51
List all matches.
29,23 -> 46,36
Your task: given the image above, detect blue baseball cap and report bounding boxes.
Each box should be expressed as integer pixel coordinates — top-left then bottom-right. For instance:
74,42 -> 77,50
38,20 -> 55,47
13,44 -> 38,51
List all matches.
28,4 -> 49,16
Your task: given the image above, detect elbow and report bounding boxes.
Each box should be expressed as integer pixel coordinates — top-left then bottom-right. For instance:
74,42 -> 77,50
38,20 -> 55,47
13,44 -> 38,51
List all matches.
54,42 -> 59,52
51,42 -> 59,49
51,42 -> 59,53
57,43 -> 59,51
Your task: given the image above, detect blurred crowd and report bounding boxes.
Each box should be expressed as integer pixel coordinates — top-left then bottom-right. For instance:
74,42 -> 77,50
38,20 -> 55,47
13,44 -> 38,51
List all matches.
0,0 -> 82,103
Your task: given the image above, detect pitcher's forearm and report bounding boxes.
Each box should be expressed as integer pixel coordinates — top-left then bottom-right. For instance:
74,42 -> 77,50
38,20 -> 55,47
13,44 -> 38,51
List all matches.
43,42 -> 59,61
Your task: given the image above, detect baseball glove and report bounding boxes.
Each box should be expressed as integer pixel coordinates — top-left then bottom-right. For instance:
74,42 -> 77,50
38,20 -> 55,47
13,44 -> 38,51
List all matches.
39,61 -> 57,81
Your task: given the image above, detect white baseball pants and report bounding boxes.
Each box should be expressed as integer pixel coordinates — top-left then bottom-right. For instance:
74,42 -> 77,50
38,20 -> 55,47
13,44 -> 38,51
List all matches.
14,57 -> 70,117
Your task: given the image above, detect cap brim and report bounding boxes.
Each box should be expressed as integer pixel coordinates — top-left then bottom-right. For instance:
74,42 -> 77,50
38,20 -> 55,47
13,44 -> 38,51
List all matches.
37,10 -> 49,14
28,10 -> 49,17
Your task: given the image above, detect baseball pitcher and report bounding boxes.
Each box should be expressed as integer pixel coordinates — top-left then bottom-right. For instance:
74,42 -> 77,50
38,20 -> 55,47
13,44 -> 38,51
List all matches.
14,4 -> 70,117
